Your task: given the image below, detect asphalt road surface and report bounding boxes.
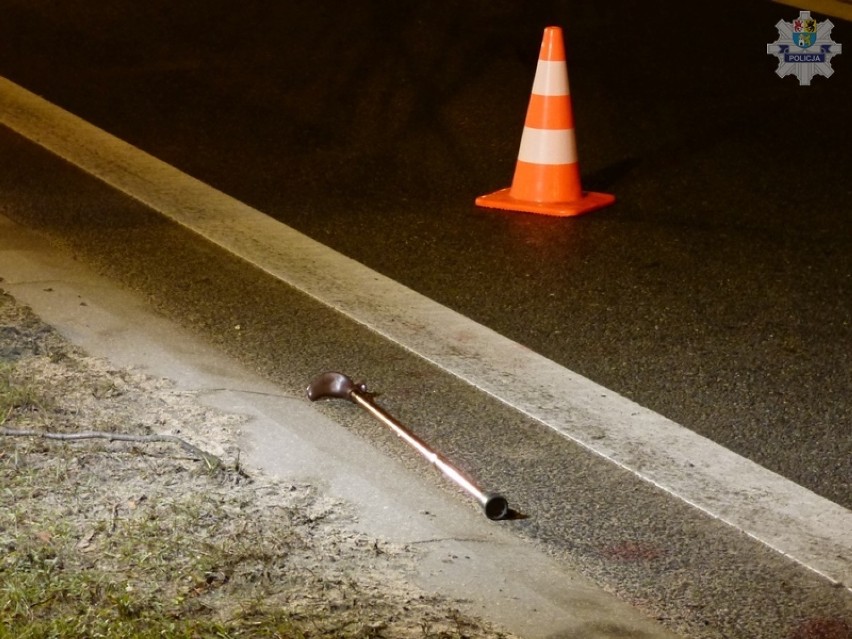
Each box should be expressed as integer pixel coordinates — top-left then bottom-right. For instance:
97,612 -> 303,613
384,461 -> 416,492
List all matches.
1,1 -> 850,637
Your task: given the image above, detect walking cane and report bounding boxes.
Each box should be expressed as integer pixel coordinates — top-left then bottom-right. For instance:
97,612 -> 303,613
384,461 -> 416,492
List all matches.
306,371 -> 510,521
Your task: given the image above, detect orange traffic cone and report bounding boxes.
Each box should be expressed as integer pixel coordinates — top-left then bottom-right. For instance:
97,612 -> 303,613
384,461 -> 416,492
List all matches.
476,26 -> 614,217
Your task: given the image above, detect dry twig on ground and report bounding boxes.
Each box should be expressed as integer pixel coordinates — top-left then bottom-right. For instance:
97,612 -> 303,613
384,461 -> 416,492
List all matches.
0,426 -> 221,468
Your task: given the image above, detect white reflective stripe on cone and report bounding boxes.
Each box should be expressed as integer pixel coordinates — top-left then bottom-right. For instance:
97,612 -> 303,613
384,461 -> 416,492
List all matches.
517,127 -> 577,165
531,60 -> 570,96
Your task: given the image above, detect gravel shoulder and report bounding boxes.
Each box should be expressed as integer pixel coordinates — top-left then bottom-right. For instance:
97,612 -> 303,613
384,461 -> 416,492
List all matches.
0,288 -> 516,638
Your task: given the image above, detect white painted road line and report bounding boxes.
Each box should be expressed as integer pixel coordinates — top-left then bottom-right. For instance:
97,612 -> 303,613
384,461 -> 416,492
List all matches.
774,0 -> 852,22
2,76 -> 850,591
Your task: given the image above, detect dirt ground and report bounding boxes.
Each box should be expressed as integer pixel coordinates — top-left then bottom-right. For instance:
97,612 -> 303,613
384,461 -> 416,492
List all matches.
0,288 -> 515,638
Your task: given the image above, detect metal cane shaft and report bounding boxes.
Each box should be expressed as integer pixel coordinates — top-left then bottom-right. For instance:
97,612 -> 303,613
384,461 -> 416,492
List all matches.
306,371 -> 509,520
350,391 -> 489,504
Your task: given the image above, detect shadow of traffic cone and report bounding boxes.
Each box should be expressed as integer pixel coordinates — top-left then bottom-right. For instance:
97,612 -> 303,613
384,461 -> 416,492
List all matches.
476,26 -> 615,217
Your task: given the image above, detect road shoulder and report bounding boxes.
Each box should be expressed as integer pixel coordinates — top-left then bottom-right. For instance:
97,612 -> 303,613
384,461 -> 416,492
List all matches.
0,212 -> 683,639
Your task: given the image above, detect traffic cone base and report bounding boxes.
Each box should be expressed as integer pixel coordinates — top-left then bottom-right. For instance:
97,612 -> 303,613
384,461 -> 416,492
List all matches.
475,187 -> 615,218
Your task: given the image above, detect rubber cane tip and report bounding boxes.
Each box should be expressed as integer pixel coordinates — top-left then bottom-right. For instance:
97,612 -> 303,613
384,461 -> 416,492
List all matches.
483,493 -> 510,521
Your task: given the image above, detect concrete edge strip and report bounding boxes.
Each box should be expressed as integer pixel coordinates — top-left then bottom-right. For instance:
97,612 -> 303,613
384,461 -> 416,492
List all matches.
2,76 -> 849,590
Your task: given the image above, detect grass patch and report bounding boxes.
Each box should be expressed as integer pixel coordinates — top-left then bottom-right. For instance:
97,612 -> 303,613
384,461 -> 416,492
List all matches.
0,362 -> 50,425
0,435 -> 498,639
2,457 -> 329,639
